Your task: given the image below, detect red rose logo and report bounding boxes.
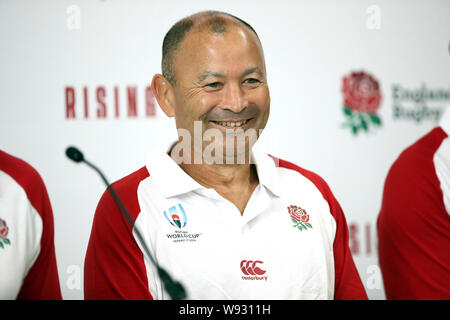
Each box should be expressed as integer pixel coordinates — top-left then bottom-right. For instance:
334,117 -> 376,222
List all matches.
0,218 -> 11,248
341,71 -> 382,135
342,72 -> 381,114
287,205 -> 312,231
288,205 -> 309,222
0,218 -> 8,239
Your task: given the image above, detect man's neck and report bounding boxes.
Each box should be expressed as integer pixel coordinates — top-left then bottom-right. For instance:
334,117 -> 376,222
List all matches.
168,142 -> 259,190
172,153 -> 259,214
178,161 -> 258,191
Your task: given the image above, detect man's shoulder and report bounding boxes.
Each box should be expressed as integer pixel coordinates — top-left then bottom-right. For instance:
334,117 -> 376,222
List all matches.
0,150 -> 52,220
110,166 -> 150,195
95,166 -> 150,223
0,150 -> 48,196
270,155 -> 333,197
388,127 -> 447,180
270,154 -> 344,225
396,127 -> 447,164
269,155 -> 336,203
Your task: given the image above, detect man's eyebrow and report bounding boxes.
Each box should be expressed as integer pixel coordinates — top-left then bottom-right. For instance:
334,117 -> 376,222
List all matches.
197,70 -> 226,82
242,67 -> 264,78
197,67 -> 265,83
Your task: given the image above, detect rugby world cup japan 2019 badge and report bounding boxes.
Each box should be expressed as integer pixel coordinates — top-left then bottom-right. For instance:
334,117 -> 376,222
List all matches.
163,204 -> 202,243
0,218 -> 11,249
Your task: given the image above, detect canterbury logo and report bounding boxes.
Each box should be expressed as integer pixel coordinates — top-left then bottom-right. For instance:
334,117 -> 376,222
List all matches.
240,260 -> 266,275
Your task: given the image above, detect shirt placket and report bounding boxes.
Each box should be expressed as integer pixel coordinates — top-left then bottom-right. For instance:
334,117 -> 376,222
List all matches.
240,185 -> 271,232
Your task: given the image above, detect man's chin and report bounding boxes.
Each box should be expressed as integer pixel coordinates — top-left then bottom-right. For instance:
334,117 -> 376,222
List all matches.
200,143 -> 254,165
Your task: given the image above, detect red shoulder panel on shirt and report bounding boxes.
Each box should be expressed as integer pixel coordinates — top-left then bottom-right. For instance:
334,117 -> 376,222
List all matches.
108,166 -> 150,225
0,150 -> 52,223
393,127 -> 447,167
84,166 -> 153,300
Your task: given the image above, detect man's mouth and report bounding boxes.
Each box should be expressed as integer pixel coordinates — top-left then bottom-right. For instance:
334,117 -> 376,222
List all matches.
209,118 -> 252,128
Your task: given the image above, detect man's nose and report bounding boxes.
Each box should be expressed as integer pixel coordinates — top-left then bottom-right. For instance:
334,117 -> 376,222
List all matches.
219,82 -> 247,113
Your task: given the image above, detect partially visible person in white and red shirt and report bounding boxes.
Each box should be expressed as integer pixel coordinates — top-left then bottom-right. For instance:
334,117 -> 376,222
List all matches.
378,107 -> 450,300
0,150 -> 62,299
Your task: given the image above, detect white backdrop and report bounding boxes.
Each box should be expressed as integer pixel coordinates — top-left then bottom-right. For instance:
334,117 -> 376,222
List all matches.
0,0 -> 449,300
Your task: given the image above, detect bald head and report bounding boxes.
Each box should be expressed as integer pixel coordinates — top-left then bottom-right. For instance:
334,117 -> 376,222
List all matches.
162,11 -> 260,86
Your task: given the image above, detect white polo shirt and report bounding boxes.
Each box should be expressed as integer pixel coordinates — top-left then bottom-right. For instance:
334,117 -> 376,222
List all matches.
84,150 -> 367,300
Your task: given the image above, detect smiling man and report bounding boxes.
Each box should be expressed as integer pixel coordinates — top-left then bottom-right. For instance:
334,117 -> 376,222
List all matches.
84,10 -> 367,300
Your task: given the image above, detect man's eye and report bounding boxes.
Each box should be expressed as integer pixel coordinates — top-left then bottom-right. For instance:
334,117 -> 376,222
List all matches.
205,82 -> 222,88
244,78 -> 260,84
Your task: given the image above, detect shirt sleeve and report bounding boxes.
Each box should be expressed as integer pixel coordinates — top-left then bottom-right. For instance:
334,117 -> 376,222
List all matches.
325,186 -> 368,300
14,160 -> 62,300
84,169 -> 153,300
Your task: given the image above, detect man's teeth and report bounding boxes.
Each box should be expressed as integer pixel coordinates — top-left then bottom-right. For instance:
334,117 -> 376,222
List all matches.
214,119 -> 249,127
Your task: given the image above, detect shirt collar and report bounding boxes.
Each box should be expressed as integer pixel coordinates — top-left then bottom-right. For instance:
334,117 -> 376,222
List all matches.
252,151 -> 281,197
146,147 -> 281,198
440,106 -> 450,135
145,149 -> 205,198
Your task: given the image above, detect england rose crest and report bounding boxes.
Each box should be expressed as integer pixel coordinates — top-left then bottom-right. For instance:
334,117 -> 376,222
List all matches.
0,218 -> 11,249
341,71 -> 382,135
288,205 -> 312,231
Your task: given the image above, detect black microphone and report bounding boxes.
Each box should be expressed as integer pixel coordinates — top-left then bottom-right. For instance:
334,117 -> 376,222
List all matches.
65,146 -> 187,300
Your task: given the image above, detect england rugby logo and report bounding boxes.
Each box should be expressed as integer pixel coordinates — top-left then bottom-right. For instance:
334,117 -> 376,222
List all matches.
341,71 -> 382,135
0,218 -> 11,249
288,205 -> 312,231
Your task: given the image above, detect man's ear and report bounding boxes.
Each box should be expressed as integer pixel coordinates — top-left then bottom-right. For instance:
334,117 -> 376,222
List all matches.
151,74 -> 176,117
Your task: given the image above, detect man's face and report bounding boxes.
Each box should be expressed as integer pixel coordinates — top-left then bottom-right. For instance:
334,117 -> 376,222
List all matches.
170,24 -> 270,164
